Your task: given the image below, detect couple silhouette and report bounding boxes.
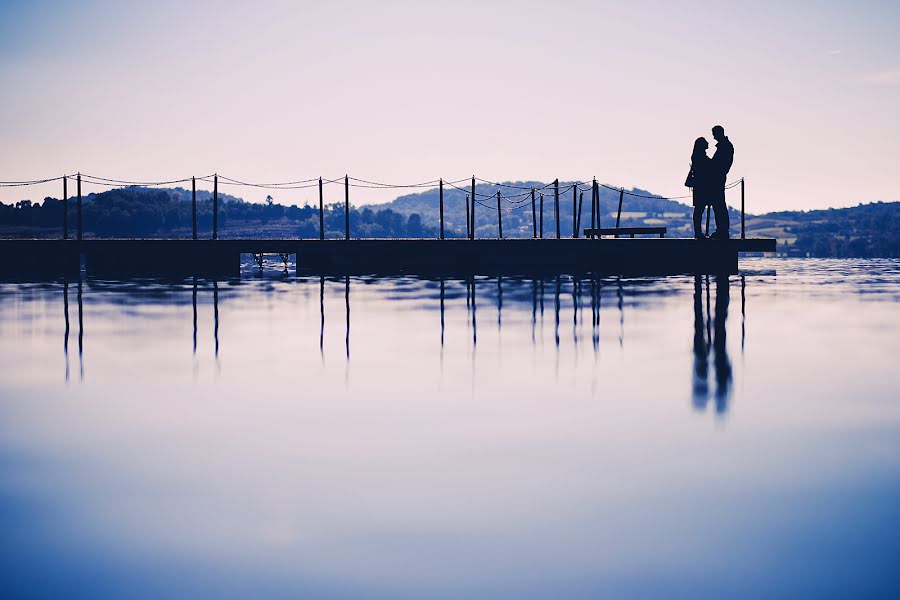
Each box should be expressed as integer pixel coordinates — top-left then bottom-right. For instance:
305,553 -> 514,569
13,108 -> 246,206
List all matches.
686,125 -> 734,239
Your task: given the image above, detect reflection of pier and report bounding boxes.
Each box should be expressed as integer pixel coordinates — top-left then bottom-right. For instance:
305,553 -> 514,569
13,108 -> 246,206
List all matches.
4,237 -> 774,278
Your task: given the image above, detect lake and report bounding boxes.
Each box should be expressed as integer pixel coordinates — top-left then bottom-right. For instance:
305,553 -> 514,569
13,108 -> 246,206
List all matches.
1,258 -> 899,599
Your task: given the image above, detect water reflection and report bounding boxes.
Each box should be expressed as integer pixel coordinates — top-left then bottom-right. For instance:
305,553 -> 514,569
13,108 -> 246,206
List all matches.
692,274 -> 733,414
52,271 -> 746,415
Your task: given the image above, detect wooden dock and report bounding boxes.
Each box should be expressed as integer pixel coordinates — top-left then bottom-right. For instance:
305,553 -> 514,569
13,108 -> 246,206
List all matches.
0,237 -> 776,277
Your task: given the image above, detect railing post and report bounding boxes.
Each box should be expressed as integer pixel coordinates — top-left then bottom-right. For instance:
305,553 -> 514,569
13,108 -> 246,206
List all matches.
76,173 -> 82,241
62,176 -> 68,240
344,175 -> 349,240
615,188 -> 624,238
439,178 -> 444,239
318,177 -> 324,240
465,194 -> 470,238
741,177 -> 745,240
212,173 -> 218,240
531,188 -> 536,239
576,190 -> 583,238
572,184 -> 577,238
539,193 -> 544,238
554,179 -> 560,239
470,177 -> 476,240
496,191 -> 503,239
191,176 -> 197,240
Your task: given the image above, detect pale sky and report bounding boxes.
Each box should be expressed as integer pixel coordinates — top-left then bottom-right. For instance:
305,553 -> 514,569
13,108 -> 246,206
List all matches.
1,0 -> 898,213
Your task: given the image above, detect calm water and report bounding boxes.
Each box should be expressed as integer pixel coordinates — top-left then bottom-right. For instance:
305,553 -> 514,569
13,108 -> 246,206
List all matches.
1,258 -> 899,599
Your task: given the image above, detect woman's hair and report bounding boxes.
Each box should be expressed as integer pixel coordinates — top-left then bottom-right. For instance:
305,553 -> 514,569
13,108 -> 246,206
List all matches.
692,137 -> 708,163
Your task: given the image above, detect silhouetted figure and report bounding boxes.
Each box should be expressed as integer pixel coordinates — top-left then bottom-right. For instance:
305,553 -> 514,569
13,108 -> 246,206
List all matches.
686,137 -> 714,239
710,125 -> 734,239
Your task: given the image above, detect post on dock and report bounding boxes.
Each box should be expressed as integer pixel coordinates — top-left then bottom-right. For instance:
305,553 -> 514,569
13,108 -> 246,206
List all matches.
539,193 -> 544,238
318,177 -> 324,240
212,174 -> 218,240
439,178 -> 445,239
465,194 -> 470,238
531,188 -> 537,238
554,179 -> 560,239
344,175 -> 349,240
572,184 -> 577,238
470,177 -> 476,240
496,191 -> 503,239
576,190 -> 583,238
615,188 -> 624,238
191,176 -> 197,240
76,173 -> 82,241
62,176 -> 68,240
589,178 -> 596,239
741,177 -> 745,240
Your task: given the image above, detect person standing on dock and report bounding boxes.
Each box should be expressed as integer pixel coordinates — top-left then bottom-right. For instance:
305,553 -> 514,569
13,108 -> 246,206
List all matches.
710,125 -> 734,239
686,137 -> 714,239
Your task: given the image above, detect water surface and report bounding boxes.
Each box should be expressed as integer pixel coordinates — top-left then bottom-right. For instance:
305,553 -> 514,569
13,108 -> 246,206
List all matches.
1,259 -> 899,598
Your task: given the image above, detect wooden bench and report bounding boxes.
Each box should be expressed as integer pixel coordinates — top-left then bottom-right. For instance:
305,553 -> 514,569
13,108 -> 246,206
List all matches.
583,227 -> 667,238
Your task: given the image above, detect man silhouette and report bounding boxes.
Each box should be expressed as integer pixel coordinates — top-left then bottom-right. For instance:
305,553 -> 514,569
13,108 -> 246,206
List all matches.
710,125 -> 733,239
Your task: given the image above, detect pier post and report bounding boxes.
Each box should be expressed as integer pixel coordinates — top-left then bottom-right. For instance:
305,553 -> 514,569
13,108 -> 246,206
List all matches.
554,179 -> 560,239
615,188 -> 624,237
344,175 -> 349,240
465,194 -> 470,238
470,177 -> 476,240
496,191 -> 503,239
192,176 -> 197,240
539,193 -> 544,238
212,174 -> 218,240
741,177 -> 745,240
576,190 -> 583,238
318,177 -> 324,240
62,176 -> 68,240
531,188 -> 536,238
572,184 -> 577,238
589,178 -> 596,239
439,178 -> 444,239
76,173 -> 82,241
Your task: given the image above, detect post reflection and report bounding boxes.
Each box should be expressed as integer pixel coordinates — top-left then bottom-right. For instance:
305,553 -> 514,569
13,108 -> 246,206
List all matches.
50,272 -> 741,418
692,274 -> 733,414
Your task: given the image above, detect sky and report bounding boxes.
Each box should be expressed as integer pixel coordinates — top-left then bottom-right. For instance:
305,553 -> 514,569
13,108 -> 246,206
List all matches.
1,0 -> 898,212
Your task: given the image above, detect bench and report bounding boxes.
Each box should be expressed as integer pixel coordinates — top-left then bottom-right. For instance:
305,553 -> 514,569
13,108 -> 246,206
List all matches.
583,227 -> 667,238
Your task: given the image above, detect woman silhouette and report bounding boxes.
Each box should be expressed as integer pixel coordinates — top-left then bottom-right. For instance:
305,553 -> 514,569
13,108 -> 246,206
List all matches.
686,137 -> 712,239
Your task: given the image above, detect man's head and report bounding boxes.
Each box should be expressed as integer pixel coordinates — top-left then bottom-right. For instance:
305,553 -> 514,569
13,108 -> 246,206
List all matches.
712,125 -> 725,141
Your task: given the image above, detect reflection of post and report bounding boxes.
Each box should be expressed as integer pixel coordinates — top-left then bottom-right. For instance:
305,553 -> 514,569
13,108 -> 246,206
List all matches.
741,274 -> 746,352
319,275 -> 325,360
213,280 -> 219,360
572,276 -> 578,346
497,276 -> 502,331
344,275 -> 350,360
554,274 -> 561,347
617,276 -> 624,347
77,277 -> 84,381
713,275 -> 732,414
63,279 -> 70,383
590,275 -> 600,353
531,277 -> 537,344
192,276 -> 198,356
471,276 -> 477,347
439,278 -> 445,349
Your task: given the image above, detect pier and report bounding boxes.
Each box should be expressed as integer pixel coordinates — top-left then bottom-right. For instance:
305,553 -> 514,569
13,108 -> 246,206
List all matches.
0,237 -> 775,277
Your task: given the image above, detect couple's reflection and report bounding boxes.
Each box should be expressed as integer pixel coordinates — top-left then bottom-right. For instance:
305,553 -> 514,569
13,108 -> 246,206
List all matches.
692,274 -> 733,414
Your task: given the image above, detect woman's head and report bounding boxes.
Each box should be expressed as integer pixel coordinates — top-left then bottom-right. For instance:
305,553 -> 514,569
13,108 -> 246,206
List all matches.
693,137 -> 709,155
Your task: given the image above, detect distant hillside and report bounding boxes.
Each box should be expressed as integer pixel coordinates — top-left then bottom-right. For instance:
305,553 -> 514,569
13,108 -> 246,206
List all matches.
1,183 -> 897,257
